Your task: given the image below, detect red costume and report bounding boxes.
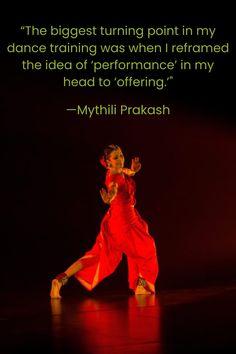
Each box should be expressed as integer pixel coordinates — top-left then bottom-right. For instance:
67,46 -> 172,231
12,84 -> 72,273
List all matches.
74,170 -> 159,292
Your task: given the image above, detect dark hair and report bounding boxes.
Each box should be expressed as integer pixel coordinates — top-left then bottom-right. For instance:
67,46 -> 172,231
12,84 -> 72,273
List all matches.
100,144 -> 121,168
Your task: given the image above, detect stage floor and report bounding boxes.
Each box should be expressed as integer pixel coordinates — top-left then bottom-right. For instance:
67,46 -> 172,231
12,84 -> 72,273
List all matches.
1,282 -> 236,354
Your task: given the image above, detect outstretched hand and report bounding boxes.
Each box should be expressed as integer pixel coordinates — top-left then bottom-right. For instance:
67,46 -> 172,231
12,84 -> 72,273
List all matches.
131,157 -> 142,173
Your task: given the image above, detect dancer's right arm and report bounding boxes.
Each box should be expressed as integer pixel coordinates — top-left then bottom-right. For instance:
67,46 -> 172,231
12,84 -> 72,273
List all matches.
100,182 -> 118,204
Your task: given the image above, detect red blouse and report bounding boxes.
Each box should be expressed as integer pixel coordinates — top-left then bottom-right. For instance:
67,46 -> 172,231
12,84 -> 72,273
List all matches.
105,170 -> 136,207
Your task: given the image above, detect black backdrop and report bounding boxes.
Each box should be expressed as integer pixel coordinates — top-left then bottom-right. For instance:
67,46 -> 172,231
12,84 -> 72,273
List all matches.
2,6 -> 236,294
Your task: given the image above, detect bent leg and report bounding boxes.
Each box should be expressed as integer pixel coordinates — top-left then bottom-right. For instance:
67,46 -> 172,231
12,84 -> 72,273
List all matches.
127,253 -> 159,294
50,254 -> 98,299
124,210 -> 159,293
51,234 -> 123,298
50,259 -> 84,299
74,239 -> 123,291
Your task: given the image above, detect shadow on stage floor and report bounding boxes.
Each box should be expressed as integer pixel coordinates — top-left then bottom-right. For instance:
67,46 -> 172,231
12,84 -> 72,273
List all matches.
1,281 -> 236,354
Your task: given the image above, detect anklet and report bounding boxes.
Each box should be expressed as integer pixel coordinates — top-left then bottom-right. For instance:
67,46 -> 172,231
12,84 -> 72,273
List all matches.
56,272 -> 69,286
137,277 -> 147,287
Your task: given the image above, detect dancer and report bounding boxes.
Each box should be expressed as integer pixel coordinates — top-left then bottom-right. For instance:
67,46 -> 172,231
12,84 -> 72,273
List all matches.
50,144 -> 159,298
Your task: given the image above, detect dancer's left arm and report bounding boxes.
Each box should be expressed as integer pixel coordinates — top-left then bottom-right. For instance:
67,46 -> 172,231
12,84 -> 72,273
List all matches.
123,157 -> 142,176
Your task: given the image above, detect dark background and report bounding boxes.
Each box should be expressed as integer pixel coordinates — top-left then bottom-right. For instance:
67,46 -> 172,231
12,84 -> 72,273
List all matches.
1,6 -> 236,295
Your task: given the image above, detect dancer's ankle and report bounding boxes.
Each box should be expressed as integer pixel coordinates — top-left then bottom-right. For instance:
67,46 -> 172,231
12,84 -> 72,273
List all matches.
137,276 -> 147,287
56,272 -> 69,285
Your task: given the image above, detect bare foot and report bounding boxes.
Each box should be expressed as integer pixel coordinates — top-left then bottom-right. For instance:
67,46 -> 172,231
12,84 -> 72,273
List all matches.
135,285 -> 152,295
50,279 -> 62,299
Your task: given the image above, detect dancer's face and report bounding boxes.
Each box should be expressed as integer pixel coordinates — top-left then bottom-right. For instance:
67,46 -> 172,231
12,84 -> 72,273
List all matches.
107,148 -> 125,172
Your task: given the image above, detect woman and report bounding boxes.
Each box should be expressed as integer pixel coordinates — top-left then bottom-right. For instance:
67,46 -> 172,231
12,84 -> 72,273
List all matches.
50,144 -> 159,298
